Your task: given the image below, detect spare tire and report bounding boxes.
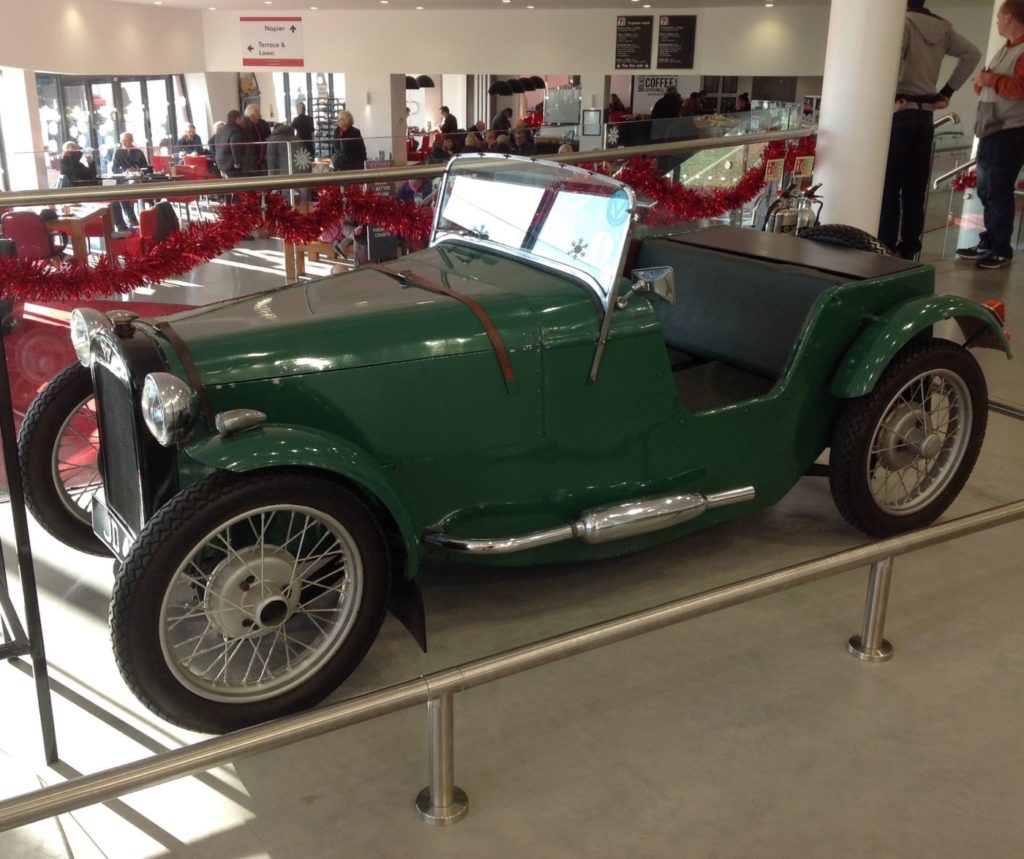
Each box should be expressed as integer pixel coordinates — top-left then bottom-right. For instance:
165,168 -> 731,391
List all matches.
799,224 -> 893,256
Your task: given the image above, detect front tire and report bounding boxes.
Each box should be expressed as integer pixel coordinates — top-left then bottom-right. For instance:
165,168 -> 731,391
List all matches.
17,363 -> 109,556
829,337 -> 987,536
110,469 -> 390,733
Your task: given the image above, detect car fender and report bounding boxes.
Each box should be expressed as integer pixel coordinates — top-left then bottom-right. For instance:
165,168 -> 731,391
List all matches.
184,424 -> 422,580
830,295 -> 1012,398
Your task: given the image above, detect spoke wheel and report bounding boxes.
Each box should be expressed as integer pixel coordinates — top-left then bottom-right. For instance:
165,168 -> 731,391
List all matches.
829,337 -> 987,536
17,362 -> 109,555
111,470 -> 389,733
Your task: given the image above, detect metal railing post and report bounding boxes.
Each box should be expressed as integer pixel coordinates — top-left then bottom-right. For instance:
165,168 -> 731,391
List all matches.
848,557 -> 895,662
415,691 -> 468,824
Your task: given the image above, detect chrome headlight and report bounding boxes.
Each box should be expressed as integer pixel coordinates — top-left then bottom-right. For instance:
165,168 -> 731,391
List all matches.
142,372 -> 199,447
69,308 -> 113,367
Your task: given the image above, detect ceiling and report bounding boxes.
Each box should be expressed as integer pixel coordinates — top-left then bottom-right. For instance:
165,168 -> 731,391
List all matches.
107,0 -> 992,11
112,0 -> 838,10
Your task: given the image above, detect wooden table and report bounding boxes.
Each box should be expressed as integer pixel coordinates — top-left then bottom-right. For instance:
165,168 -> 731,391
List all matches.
46,205 -> 114,261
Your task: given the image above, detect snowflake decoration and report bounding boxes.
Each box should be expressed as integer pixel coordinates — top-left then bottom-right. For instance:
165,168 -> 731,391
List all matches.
606,125 -> 620,147
294,147 -> 314,172
569,238 -> 588,259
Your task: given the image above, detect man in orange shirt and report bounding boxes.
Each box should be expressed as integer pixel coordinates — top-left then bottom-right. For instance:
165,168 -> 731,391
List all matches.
957,0 -> 1024,268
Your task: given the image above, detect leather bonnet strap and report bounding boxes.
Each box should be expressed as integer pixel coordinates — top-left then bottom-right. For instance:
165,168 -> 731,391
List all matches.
363,264 -> 516,386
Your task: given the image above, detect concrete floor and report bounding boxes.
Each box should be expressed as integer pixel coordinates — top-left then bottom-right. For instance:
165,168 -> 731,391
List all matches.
0,201 -> 1021,858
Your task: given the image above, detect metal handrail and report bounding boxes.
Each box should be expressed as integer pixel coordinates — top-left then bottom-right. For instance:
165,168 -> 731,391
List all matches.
933,157 -> 976,189
989,397 -> 1024,420
0,496 -> 1021,830
0,127 -> 816,209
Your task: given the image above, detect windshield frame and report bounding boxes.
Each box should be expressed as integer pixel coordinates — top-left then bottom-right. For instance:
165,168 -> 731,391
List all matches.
430,153 -> 636,310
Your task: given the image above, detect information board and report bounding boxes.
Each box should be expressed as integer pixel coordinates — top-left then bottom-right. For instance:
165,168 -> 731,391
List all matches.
241,17 -> 304,68
615,16 -> 654,70
364,158 -> 399,263
657,15 -> 697,70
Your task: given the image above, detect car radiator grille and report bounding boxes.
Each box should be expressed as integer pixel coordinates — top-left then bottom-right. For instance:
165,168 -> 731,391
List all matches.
94,362 -> 145,532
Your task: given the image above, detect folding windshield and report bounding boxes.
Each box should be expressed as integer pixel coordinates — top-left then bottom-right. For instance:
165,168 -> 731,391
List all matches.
431,154 -> 636,307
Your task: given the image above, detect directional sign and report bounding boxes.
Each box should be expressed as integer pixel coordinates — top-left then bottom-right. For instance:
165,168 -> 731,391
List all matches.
241,17 -> 304,68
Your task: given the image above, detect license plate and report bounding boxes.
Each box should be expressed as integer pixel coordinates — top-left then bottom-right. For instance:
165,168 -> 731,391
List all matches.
92,499 -> 136,560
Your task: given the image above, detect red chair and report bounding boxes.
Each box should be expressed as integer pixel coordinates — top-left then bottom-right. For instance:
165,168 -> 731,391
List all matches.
407,137 -> 427,164
1,211 -> 68,261
176,155 -> 215,218
107,206 -> 161,259
183,155 -> 212,178
151,154 -> 172,174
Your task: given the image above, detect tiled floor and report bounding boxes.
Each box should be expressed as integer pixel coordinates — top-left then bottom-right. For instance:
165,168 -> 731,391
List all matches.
0,201 -> 1022,858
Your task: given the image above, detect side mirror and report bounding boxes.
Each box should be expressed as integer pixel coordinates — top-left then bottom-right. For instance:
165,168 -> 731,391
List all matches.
617,266 -> 675,309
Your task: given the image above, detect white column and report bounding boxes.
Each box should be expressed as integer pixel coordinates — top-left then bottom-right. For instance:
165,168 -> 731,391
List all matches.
815,0 -> 905,230
0,68 -> 47,191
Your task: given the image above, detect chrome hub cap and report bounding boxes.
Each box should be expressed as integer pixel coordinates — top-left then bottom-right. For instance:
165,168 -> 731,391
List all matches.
204,547 -> 300,638
868,369 -> 971,515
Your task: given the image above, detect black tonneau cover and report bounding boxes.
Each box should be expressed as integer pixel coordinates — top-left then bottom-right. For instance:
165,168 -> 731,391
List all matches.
663,225 -> 919,281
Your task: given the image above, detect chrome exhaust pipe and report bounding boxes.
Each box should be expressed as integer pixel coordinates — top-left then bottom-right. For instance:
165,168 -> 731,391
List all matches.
422,486 -> 755,555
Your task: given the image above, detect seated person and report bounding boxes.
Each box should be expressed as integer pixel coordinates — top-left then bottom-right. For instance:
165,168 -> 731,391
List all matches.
511,128 -> 536,156
396,177 -> 436,207
57,141 -> 99,188
175,124 -> 205,158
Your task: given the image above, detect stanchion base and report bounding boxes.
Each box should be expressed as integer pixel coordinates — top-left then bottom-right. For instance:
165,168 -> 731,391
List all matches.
848,634 -> 893,663
416,786 -> 468,825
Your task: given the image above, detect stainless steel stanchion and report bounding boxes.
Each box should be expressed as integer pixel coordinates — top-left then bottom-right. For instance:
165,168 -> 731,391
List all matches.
848,557 -> 895,662
415,691 -> 468,825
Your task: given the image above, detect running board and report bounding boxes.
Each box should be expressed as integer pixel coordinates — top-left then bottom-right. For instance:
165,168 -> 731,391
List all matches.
422,486 -> 756,555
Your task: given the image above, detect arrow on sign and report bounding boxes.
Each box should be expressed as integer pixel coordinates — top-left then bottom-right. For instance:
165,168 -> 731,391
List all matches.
247,44 -> 254,52
290,25 -> 297,32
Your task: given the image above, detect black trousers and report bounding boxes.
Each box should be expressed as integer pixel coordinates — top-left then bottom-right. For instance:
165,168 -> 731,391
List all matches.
878,108 -> 934,257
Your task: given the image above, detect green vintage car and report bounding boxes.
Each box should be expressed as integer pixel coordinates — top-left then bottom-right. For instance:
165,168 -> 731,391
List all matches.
19,155 -> 1011,733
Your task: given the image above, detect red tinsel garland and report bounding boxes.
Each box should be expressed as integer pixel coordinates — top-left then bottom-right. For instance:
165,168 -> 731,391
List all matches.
0,135 -> 815,302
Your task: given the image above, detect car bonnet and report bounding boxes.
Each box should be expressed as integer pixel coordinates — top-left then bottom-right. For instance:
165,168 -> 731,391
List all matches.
151,246 -> 593,387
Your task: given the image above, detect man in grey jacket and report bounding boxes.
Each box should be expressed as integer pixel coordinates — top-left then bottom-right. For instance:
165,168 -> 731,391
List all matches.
957,0 -> 1024,268
879,1 -> 979,258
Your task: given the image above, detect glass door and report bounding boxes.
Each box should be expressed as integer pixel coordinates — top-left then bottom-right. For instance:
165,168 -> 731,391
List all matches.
89,81 -> 117,173
146,78 -> 172,153
118,80 -> 147,152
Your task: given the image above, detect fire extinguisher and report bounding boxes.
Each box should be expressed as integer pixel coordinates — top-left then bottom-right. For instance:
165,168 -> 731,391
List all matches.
762,183 -> 823,234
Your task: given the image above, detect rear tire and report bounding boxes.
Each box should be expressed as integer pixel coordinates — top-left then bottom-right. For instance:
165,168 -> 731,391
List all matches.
799,224 -> 893,255
829,337 -> 987,536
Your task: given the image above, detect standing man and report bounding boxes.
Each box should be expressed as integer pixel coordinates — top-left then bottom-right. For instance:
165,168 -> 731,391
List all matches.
291,101 -> 316,163
650,86 -> 682,120
957,0 -> 1024,269
490,107 -> 513,132
879,1 -> 979,259
110,131 -> 149,234
243,104 -> 270,175
439,106 -> 458,134
214,110 -> 251,177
